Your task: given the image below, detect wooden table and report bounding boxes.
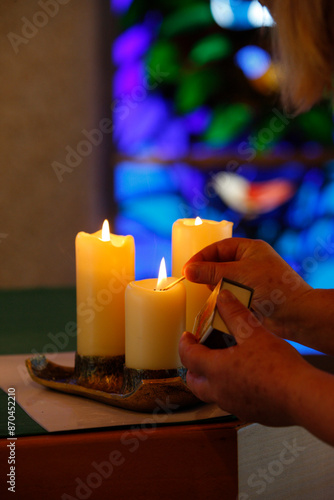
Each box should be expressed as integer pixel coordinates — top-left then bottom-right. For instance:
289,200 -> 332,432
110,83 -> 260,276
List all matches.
1,420 -> 240,500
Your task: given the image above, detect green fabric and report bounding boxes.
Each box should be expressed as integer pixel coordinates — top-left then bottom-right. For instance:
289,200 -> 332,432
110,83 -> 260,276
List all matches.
0,388 -> 46,437
0,288 -> 76,355
0,288 -> 76,437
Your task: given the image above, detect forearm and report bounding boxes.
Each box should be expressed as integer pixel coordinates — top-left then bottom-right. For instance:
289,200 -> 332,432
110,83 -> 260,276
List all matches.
288,362 -> 334,447
283,289 -> 334,355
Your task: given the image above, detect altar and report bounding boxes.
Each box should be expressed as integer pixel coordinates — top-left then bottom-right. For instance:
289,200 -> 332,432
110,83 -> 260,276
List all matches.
1,289 -> 334,499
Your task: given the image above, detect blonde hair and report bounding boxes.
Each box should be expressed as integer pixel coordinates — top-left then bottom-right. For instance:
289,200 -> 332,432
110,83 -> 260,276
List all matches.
261,0 -> 334,113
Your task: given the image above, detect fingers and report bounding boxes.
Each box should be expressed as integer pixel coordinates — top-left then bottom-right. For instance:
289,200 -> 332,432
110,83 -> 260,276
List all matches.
183,237 -> 251,284
184,261 -> 240,285
179,331 -> 215,377
184,237 -> 250,268
179,332 -> 218,403
216,290 -> 262,344
186,370 -> 216,404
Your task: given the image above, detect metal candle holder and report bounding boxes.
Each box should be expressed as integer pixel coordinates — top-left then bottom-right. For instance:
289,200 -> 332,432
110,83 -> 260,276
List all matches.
26,352 -> 200,413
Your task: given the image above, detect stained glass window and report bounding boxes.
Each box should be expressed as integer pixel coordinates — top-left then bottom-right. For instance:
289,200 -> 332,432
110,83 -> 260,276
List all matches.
110,0 -> 334,311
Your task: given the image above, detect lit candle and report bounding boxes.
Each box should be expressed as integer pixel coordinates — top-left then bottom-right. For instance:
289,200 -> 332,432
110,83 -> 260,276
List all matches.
125,258 -> 186,370
172,217 -> 233,331
76,220 -> 135,356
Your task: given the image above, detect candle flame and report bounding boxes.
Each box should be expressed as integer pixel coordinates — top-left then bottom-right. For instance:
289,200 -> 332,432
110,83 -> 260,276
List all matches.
156,257 -> 167,289
101,220 -> 110,241
195,216 -> 203,226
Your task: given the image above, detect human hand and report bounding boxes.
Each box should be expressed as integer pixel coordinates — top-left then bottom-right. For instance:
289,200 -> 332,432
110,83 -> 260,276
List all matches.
179,289 -> 311,426
183,238 -> 312,340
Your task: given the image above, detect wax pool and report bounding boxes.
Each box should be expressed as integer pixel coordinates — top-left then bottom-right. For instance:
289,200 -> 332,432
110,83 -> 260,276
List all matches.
125,277 -> 186,370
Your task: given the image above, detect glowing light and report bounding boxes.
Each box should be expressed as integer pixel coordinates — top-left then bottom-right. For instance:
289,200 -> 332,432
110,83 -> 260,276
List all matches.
157,257 -> 168,289
210,0 -> 234,29
235,45 -> 271,80
210,0 -> 273,30
195,216 -> 203,225
101,220 -> 111,242
247,1 -> 274,28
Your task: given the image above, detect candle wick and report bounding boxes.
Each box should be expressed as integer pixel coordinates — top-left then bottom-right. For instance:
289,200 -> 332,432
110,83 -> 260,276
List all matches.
161,276 -> 186,291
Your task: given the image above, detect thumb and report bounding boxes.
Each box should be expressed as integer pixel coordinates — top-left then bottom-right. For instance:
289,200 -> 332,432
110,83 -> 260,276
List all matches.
179,331 -> 214,376
216,289 -> 261,344
183,261 -> 225,285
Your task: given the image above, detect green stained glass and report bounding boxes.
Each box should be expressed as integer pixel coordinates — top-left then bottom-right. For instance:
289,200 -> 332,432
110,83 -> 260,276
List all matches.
161,3 -> 214,37
146,40 -> 180,83
190,34 -> 232,65
175,69 -> 222,113
248,114 -> 288,153
297,108 -> 333,146
204,103 -> 253,145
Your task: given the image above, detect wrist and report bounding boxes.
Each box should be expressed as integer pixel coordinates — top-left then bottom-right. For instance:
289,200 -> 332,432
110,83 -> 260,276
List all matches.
285,289 -> 334,354
286,361 -> 334,446
284,357 -> 315,427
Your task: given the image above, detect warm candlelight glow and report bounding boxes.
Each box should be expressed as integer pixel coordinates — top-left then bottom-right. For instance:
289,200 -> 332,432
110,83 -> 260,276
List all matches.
156,257 -> 168,289
101,220 -> 110,241
194,216 -> 202,226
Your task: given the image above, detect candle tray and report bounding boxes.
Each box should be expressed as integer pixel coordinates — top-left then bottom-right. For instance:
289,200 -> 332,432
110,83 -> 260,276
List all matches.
25,354 -> 201,413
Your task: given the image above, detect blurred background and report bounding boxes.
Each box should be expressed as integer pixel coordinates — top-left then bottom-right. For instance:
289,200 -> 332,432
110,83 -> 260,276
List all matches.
1,0 -> 334,292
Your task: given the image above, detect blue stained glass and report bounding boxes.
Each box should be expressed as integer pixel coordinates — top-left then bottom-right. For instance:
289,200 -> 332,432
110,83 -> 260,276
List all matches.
110,0 -> 134,14
325,160 -> 334,180
112,25 -> 151,65
153,118 -> 189,160
113,95 -> 169,154
319,182 -> 334,215
303,218 -> 334,254
301,141 -> 324,159
303,168 -> 324,188
113,61 -> 144,97
275,230 -> 301,259
197,205 -> 228,222
114,161 -> 178,201
257,218 -> 280,242
172,164 -> 205,204
114,215 -> 172,278
235,45 -> 271,80
306,259 -> 334,290
185,107 -> 211,135
119,193 -> 187,237
287,182 -> 321,229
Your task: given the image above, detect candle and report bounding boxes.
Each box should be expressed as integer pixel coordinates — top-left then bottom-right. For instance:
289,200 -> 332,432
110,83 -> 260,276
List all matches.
125,258 -> 186,370
172,217 -> 233,331
76,220 -> 135,356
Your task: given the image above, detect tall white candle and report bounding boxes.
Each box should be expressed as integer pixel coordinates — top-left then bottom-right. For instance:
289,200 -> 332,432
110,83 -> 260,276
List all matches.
172,218 -> 233,331
76,220 -> 135,356
125,259 -> 186,370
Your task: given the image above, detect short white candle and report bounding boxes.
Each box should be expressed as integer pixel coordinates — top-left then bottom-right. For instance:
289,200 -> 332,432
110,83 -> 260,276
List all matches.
125,259 -> 186,370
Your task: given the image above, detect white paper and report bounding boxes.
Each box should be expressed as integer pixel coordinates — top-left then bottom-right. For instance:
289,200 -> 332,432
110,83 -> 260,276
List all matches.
0,352 -> 229,433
